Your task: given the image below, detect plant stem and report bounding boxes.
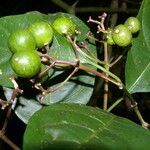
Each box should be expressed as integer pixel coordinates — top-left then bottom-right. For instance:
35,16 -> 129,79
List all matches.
87,61 -> 122,84
103,42 -> 109,110
79,64 -> 121,87
123,85 -> 149,129
75,7 -> 138,14
67,34 -> 122,87
79,48 -> 104,65
50,0 -> 138,14
0,99 -> 11,110
67,34 -> 104,65
50,0 -> 70,12
2,85 -> 22,133
0,131 -> 20,150
110,48 -> 128,67
1,106 -> 12,133
107,97 -> 123,112
45,67 -> 79,94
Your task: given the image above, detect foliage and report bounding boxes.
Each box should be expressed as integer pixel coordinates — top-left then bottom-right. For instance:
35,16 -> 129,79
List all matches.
23,103 -> 150,150
0,0 -> 150,149
125,0 -> 150,93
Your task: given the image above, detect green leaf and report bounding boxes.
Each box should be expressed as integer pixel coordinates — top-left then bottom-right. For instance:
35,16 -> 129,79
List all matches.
125,0 -> 150,93
23,103 -> 150,150
1,12 -> 97,123
0,11 -> 49,88
41,12 -> 96,105
42,68 -> 95,105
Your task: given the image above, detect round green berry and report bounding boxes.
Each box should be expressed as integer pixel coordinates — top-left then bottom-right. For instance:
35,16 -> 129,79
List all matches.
124,17 -> 141,33
28,21 -> 53,48
112,24 -> 132,47
52,16 -> 76,35
10,51 -> 41,78
106,28 -> 115,45
8,29 -> 36,53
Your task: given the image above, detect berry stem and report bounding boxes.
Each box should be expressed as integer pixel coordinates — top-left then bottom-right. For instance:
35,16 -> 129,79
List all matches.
79,64 -> 121,87
45,66 -> 79,94
0,99 -> 11,110
67,34 -> 122,87
110,48 -> 128,67
2,77 -> 22,133
107,97 -> 124,112
0,131 -> 20,150
86,60 -> 122,86
103,42 -> 110,110
122,85 -> 150,129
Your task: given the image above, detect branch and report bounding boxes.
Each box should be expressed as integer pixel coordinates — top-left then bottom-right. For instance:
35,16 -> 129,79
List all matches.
50,0 -> 76,14
75,7 -> 137,14
0,131 -> 20,150
50,0 -> 70,11
50,0 -> 138,14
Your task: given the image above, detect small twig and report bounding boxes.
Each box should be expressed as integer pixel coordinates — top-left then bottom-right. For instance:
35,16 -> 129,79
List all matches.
0,77 -> 22,149
0,99 -> 11,110
107,97 -> 124,112
50,0 -> 71,13
1,105 -> 12,133
86,31 -> 104,44
67,31 -> 122,87
45,66 -> 79,94
87,13 -> 107,33
79,64 -> 121,87
78,38 -> 105,65
31,62 -> 56,83
110,54 -> 124,67
50,0 -> 138,14
69,0 -> 79,14
0,131 -> 20,150
123,85 -> 150,129
2,77 -> 22,133
103,42 -> 109,110
75,7 -> 138,14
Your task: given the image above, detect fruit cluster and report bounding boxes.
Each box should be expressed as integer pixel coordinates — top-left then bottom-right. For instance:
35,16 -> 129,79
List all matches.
8,17 -> 76,79
106,17 -> 141,47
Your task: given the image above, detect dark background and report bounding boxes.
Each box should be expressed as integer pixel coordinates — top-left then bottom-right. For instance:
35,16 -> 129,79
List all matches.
0,0 -> 141,19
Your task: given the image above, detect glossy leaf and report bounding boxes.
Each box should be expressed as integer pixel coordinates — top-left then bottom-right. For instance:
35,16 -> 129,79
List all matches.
0,12 -> 49,87
41,12 -> 96,105
1,12 -> 97,123
42,68 -> 95,105
125,0 -> 150,93
23,103 -> 150,150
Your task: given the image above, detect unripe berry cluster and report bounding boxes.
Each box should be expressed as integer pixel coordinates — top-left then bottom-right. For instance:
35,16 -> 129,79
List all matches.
8,17 -> 77,79
106,17 -> 141,47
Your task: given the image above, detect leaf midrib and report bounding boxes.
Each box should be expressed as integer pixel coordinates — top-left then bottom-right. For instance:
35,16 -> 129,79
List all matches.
129,62 -> 150,92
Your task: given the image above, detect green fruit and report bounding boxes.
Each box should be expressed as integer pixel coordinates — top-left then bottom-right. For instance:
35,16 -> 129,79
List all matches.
124,17 -> 141,33
10,51 -> 41,78
106,28 -> 115,45
8,29 -> 36,53
28,21 -> 53,48
52,16 -> 76,35
112,24 -> 132,47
